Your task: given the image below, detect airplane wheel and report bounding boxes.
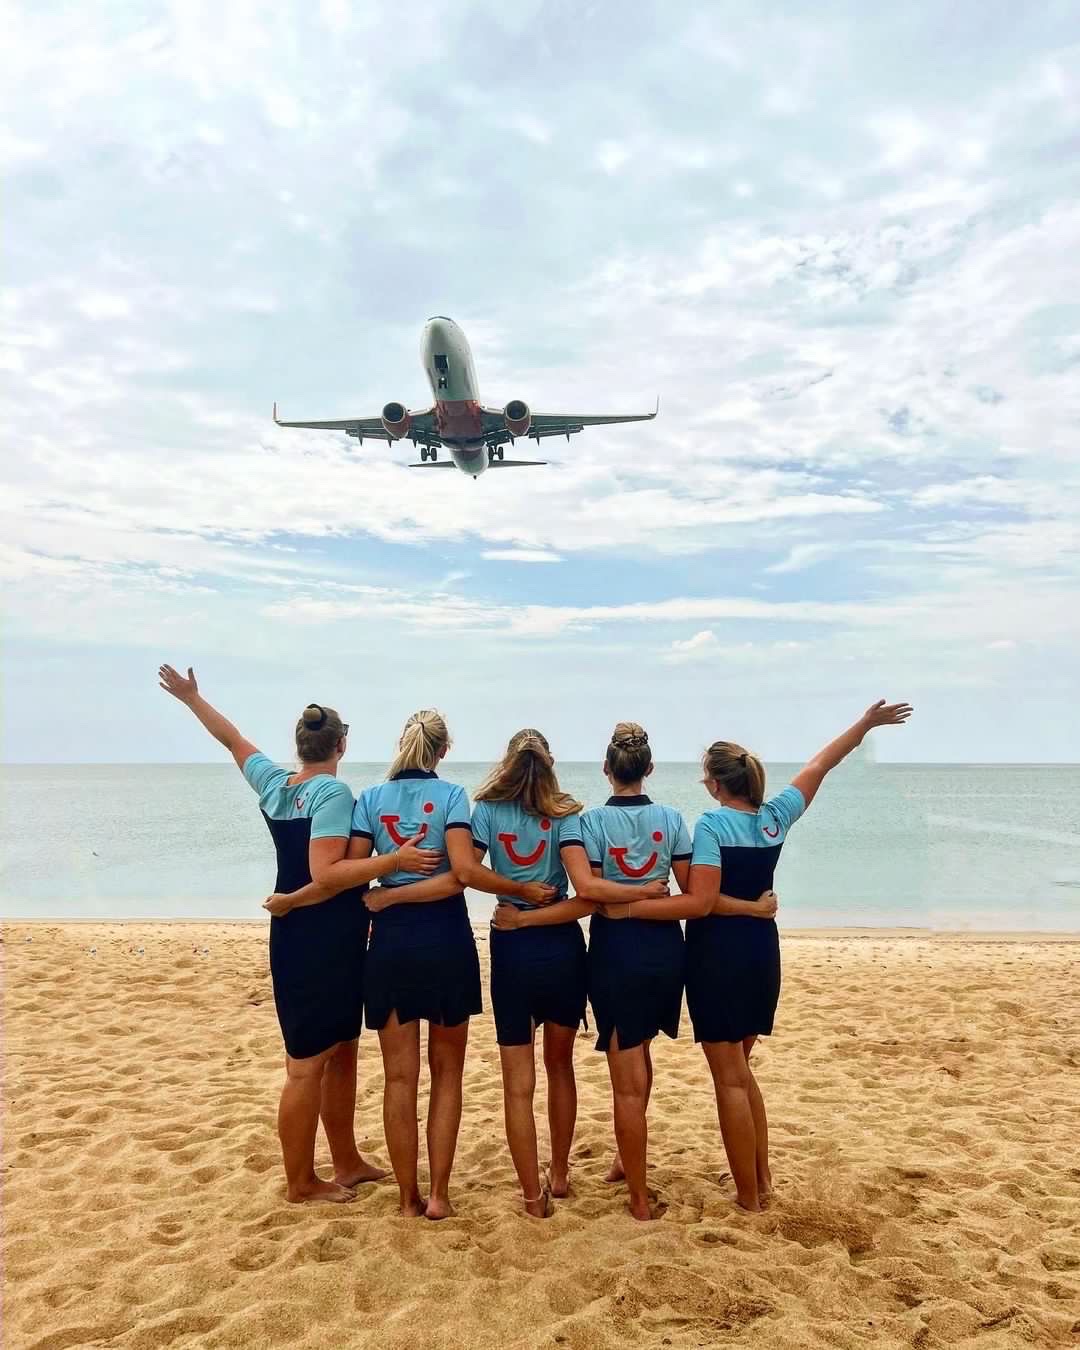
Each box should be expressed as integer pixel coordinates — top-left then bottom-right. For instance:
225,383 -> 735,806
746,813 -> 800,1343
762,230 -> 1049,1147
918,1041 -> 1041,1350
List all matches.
420,447 -> 429,462
430,448 -> 438,461
497,447 -> 504,461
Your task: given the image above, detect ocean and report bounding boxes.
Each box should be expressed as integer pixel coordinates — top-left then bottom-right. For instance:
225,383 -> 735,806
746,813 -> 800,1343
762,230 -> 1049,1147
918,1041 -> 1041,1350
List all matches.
1,759 -> 1077,931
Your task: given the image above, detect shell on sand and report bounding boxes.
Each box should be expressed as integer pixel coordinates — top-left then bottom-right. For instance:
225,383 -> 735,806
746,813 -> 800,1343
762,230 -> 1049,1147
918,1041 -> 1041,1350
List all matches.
3,924 -> 1078,1349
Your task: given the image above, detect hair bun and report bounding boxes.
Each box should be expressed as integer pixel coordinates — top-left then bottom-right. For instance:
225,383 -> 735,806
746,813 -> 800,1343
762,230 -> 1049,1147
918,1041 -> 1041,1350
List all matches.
303,704 -> 327,729
611,722 -> 649,751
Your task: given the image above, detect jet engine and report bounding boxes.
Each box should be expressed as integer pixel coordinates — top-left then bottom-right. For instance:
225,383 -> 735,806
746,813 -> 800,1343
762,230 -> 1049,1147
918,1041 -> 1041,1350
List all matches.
381,402 -> 411,439
503,399 -> 531,438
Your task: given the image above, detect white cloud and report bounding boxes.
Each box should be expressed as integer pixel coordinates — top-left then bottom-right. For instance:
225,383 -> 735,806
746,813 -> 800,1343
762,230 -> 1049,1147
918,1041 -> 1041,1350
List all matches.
481,549 -> 563,564
663,630 -> 719,663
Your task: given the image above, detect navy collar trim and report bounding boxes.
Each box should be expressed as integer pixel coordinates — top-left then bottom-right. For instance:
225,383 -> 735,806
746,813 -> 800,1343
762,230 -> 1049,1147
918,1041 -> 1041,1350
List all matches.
605,794 -> 652,807
390,769 -> 438,781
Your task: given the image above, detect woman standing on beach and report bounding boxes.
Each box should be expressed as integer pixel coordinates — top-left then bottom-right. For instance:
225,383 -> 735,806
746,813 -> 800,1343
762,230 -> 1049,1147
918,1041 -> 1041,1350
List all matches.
274,710 -> 556,1219
475,730 -> 672,1218
157,666 -> 441,1205
620,700 -> 913,1211
494,724 -> 690,1220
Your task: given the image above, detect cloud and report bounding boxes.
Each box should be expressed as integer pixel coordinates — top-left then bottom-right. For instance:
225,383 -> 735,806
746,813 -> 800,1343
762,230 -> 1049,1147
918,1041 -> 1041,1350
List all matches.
481,549 -> 563,563
663,630 -> 719,663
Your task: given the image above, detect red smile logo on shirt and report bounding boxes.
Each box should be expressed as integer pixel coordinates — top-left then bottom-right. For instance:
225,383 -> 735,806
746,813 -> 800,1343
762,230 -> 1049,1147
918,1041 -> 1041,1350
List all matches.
381,804 -> 433,846
763,823 -> 780,839
609,831 -> 663,878
498,818 -> 550,867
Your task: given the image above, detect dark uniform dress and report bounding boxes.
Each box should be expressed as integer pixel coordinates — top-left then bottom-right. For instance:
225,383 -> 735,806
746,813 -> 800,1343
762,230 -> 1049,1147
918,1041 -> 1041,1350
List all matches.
352,770 -> 482,1029
581,796 -> 693,1052
472,800 -> 589,1047
243,753 -> 368,1060
685,785 -> 806,1044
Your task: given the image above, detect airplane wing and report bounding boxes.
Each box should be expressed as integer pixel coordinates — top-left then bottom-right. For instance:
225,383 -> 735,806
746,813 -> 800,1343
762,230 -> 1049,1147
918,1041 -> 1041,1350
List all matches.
480,399 -> 658,447
274,404 -> 441,446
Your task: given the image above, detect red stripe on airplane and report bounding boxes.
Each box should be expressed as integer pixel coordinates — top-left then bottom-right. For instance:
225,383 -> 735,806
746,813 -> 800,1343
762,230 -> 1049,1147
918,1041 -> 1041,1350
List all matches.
436,398 -> 483,439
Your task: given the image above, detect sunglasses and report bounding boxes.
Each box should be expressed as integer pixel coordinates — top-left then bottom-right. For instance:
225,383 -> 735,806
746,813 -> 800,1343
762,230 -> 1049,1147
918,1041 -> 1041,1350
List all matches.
342,723 -> 350,737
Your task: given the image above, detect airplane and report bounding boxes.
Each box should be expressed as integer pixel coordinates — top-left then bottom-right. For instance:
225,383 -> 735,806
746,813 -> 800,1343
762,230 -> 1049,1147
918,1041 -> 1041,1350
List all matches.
273,316 -> 658,478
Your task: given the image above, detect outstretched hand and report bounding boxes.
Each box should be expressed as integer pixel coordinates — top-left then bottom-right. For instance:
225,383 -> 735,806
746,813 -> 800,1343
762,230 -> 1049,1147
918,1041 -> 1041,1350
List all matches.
159,664 -> 199,705
861,699 -> 913,729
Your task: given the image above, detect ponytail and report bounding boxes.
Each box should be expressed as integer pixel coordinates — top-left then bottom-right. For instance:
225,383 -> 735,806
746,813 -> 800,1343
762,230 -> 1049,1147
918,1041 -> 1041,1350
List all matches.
702,741 -> 766,807
387,709 -> 450,778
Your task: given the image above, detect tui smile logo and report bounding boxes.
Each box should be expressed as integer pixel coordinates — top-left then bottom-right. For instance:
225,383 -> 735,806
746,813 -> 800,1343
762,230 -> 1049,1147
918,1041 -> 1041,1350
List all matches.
762,822 -> 780,839
609,830 -> 663,878
498,818 -> 550,867
381,801 -> 434,846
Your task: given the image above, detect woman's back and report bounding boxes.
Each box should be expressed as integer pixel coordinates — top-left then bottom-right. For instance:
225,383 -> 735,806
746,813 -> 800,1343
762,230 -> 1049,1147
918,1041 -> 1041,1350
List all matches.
353,770 -> 470,886
691,785 -> 805,902
244,752 -> 356,894
581,797 -> 691,886
471,799 -> 582,908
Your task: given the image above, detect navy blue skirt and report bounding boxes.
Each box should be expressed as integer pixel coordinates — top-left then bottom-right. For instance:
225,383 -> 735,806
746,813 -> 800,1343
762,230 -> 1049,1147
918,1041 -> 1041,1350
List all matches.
587,914 -> 685,1052
365,894 -> 482,1029
685,914 -> 781,1043
489,920 -> 588,1046
269,889 -> 369,1060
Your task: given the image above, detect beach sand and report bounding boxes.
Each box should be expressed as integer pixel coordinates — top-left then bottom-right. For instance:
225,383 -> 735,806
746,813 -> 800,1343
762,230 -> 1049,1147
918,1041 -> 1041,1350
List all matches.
3,923 -> 1078,1350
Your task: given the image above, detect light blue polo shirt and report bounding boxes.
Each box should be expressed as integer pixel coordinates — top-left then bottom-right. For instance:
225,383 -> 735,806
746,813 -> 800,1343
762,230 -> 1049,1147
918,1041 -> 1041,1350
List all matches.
242,752 -> 354,836
471,800 -> 585,909
691,785 -> 807,865
352,769 -> 471,886
580,795 -> 692,887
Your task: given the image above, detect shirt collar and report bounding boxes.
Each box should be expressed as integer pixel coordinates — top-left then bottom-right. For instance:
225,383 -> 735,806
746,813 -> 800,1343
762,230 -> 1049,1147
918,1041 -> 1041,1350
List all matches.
390,769 -> 439,781
605,794 -> 652,807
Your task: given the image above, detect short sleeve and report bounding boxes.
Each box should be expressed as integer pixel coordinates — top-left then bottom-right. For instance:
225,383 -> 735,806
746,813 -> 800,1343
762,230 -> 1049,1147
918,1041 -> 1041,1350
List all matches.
765,786 -> 806,834
242,751 -> 285,799
310,780 -> 354,840
557,813 -> 584,851
444,784 -> 472,831
580,812 -> 603,867
671,811 -> 692,861
351,792 -> 374,840
470,800 -> 491,854
691,816 -> 724,869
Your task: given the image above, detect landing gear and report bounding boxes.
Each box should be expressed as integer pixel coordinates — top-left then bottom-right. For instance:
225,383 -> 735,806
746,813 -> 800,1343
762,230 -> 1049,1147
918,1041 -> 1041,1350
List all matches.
420,446 -> 429,462
420,446 -> 438,462
488,445 -> 505,463
430,447 -> 438,461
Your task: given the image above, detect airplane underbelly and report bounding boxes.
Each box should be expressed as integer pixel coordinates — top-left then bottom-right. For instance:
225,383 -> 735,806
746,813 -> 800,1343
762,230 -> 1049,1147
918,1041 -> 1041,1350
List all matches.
450,444 -> 488,476
437,398 -> 483,442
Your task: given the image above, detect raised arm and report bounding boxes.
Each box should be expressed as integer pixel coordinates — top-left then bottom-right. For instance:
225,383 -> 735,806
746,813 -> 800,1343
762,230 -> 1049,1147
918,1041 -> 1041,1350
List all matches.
158,664 -> 257,770
446,831 -> 556,907
791,699 -> 913,809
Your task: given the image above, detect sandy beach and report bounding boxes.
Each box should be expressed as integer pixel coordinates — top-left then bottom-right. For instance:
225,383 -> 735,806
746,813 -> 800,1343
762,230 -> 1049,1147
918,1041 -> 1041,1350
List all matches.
3,923 -> 1078,1350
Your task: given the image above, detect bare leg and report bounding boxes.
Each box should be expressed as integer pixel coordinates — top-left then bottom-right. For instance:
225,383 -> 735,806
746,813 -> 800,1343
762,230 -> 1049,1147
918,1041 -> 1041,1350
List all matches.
605,1032 -> 654,1221
279,1046 -> 353,1204
425,1019 -> 470,1220
378,1014 -> 424,1216
543,1023 -> 577,1198
501,1039 -> 549,1217
743,1036 -> 771,1199
320,1038 -> 389,1187
703,1040 -> 760,1211
606,1036 -> 652,1183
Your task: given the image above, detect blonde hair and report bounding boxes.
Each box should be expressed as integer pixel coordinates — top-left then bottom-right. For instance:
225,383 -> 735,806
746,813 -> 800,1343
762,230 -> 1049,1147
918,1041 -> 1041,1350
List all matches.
295,704 -> 346,764
703,740 -> 766,808
387,709 -> 450,779
605,721 -> 652,786
474,729 -> 583,818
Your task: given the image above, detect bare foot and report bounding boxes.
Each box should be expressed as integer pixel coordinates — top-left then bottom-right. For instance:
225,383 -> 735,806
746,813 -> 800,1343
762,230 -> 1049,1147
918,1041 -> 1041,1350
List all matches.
425,1195 -> 455,1221
400,1196 -> 427,1218
523,1187 -> 554,1220
335,1160 -> 391,1187
627,1195 -> 657,1222
548,1166 -> 570,1198
604,1154 -> 625,1183
287,1179 -> 356,1205
735,1195 -> 762,1213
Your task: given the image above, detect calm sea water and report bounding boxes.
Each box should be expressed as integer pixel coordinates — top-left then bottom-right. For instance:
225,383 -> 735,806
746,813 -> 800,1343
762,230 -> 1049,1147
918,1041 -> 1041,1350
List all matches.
1,760 -> 1077,930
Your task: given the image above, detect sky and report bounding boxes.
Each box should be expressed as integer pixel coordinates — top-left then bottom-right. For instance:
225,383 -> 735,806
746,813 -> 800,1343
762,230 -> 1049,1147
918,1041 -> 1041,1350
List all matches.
3,1 -> 1079,764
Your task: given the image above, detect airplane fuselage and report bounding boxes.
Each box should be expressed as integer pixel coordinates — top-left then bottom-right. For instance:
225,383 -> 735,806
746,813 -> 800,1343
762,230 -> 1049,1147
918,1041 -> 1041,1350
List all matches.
421,317 -> 490,476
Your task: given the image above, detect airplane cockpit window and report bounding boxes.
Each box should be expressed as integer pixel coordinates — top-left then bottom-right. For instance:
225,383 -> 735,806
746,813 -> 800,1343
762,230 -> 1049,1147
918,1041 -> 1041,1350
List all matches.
434,353 -> 449,388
